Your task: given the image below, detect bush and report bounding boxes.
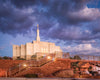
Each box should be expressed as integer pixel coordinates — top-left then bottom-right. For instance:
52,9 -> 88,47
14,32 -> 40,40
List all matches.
31,55 -> 37,60
70,57 -> 73,59
24,74 -> 38,78
17,58 -> 25,60
73,55 -> 81,60
71,61 -> 79,68
16,57 -> 25,60
38,56 -> 44,59
3,56 -> 12,59
0,57 -> 2,60
88,66 -> 92,71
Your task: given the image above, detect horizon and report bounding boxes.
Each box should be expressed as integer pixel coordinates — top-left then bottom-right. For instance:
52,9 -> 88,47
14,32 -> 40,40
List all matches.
0,0 -> 100,57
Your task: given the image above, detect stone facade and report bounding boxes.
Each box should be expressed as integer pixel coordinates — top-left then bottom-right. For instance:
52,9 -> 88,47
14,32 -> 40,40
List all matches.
13,41 -> 62,60
13,24 -> 62,60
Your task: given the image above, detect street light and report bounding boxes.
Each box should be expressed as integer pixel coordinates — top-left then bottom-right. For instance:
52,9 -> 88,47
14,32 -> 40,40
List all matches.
47,56 -> 51,60
23,64 -> 27,67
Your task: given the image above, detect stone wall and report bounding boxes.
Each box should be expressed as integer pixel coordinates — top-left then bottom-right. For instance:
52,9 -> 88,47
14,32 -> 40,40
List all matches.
17,45 -> 21,57
13,45 -> 17,60
21,45 -> 26,59
26,43 -> 34,60
13,45 -> 21,60
33,41 -> 40,55
13,41 -> 62,60
39,42 -> 49,53
49,43 -> 55,53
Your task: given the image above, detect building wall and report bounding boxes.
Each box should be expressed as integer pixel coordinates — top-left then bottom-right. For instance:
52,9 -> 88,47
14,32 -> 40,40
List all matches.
34,41 -> 62,59
13,45 -> 21,60
33,41 -> 40,55
13,41 -> 62,60
21,45 -> 26,59
13,45 -> 17,60
16,45 -> 21,57
26,43 -> 34,60
39,41 -> 49,53
49,43 -> 55,53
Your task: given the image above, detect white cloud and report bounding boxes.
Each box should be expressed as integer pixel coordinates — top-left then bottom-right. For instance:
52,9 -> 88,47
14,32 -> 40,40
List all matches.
81,7 -> 100,18
64,44 -> 100,55
82,40 -> 96,44
71,6 -> 100,20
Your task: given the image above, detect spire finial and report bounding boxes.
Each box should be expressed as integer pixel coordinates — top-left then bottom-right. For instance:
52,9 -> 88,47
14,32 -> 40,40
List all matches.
37,24 -> 39,28
36,24 -> 40,41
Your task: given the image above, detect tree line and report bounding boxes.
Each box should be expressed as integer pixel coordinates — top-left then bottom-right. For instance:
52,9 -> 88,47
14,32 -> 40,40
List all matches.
0,56 -> 12,60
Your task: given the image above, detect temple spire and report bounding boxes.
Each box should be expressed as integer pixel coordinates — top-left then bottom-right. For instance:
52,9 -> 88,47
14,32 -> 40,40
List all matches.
36,24 -> 40,41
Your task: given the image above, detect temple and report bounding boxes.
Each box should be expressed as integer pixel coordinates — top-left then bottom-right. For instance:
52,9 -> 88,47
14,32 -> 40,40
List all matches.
13,24 -> 62,60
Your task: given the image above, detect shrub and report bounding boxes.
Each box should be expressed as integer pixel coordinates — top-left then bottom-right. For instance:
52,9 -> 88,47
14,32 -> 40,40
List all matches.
70,57 -> 73,59
31,55 -> 37,60
88,66 -> 92,71
38,56 -> 44,59
3,56 -> 11,59
71,61 -> 79,68
0,57 -> 2,60
73,55 -> 81,60
16,57 -> 25,60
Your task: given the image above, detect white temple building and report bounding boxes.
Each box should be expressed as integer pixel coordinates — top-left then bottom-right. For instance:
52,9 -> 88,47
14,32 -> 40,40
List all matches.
13,24 -> 62,60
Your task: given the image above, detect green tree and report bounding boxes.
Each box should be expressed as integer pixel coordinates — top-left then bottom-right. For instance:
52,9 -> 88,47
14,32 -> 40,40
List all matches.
0,57 -> 2,60
69,57 -> 73,59
73,55 -> 81,60
31,55 -> 37,60
3,56 -> 9,59
17,56 -> 25,60
88,66 -> 92,71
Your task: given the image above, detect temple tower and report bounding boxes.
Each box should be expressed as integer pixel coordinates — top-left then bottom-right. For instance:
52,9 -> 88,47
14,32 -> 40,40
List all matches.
36,24 -> 40,41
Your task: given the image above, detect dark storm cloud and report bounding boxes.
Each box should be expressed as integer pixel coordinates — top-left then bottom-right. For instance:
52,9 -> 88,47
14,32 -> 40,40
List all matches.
42,0 -> 90,25
47,25 -> 92,40
0,1 -> 35,35
10,0 -> 37,8
91,19 -> 100,34
1,0 -> 100,41
10,0 -> 91,24
84,19 -> 100,40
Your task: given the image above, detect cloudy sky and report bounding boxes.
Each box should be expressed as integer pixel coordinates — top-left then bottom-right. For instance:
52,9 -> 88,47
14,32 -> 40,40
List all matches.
0,0 -> 100,57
